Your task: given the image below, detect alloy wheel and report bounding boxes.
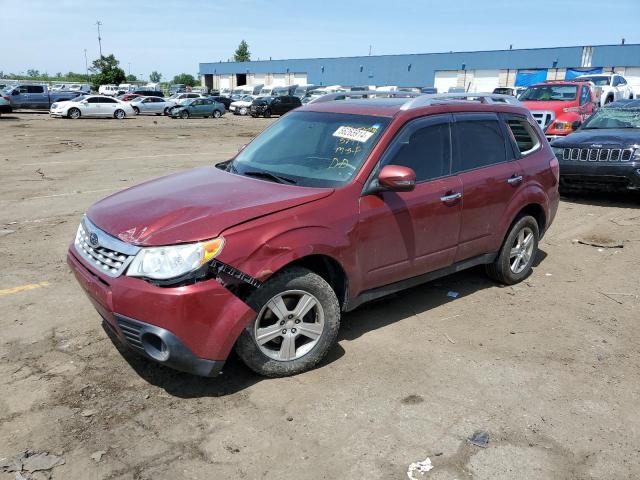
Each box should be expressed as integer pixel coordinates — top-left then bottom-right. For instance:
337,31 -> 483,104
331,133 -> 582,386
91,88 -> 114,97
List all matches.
254,290 -> 325,361
509,227 -> 535,274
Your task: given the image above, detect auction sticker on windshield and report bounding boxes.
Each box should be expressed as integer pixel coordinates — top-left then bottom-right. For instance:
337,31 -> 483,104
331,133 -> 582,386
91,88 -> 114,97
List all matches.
333,126 -> 375,143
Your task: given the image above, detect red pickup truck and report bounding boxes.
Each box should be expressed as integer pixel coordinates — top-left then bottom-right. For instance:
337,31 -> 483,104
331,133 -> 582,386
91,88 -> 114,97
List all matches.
520,81 -> 599,141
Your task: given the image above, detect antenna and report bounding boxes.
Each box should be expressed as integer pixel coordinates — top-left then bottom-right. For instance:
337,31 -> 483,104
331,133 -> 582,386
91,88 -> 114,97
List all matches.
95,20 -> 103,57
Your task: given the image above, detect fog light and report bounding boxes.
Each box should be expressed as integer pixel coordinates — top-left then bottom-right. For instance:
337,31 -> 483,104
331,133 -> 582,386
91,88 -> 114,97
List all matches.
141,332 -> 170,362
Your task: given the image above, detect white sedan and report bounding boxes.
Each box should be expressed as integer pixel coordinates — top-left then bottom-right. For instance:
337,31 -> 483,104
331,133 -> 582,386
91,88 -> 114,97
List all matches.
229,95 -> 255,115
50,95 -> 135,119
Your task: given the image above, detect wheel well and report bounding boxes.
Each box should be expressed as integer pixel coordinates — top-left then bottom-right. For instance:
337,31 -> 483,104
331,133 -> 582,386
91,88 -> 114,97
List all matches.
286,255 -> 348,308
518,203 -> 546,233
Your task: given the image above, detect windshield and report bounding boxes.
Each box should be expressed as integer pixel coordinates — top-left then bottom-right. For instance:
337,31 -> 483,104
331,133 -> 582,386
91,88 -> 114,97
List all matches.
294,88 -> 306,96
578,76 -> 610,86
241,95 -> 253,101
519,85 -> 577,101
230,111 -> 390,188
582,108 -> 640,129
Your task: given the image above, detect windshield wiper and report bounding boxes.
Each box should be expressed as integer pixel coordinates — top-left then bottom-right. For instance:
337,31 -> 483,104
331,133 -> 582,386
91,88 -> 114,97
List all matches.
243,170 -> 297,185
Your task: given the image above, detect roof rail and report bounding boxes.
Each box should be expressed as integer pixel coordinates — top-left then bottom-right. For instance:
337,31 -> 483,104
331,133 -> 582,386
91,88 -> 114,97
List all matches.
400,92 -> 521,109
308,90 -> 420,104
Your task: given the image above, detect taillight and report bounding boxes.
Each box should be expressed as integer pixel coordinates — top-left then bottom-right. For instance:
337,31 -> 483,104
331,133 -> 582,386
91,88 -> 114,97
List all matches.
2,96 -> 9,101
550,156 -> 560,184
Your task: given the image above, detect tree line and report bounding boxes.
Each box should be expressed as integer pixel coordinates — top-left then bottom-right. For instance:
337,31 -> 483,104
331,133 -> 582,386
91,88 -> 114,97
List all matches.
2,40 -> 251,88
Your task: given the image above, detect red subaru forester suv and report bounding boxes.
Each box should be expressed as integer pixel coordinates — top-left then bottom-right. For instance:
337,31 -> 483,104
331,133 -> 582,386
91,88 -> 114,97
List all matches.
68,94 -> 559,377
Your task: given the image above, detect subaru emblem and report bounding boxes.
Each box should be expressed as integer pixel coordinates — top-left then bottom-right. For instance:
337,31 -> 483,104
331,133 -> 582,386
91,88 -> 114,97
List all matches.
89,232 -> 99,247
590,144 -> 603,148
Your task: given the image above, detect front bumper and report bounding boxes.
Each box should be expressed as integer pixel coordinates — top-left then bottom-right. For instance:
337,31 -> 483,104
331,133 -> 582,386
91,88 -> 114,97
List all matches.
559,161 -> 640,190
67,247 -> 256,377
250,105 -> 267,115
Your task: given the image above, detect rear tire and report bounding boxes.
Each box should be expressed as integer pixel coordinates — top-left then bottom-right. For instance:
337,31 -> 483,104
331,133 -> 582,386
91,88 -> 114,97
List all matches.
164,107 -> 170,115
114,109 -> 126,119
68,108 -> 81,119
235,267 -> 341,377
485,215 -> 539,285
213,110 -> 222,118
605,95 -> 614,105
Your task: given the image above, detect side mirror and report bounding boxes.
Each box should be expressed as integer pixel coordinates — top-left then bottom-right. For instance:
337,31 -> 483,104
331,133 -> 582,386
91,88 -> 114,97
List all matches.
377,165 -> 416,192
81,100 -> 88,105
571,120 -> 582,130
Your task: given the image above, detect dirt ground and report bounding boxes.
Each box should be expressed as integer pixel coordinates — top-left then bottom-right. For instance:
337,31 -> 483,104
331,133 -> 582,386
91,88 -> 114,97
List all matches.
1,111 -> 639,480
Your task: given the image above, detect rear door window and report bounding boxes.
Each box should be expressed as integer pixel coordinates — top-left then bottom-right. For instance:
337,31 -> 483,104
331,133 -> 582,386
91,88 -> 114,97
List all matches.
452,113 -> 508,172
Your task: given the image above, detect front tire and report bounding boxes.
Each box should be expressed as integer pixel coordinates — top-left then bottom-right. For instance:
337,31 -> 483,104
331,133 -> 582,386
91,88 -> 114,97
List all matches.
239,107 -> 247,115
263,108 -> 271,118
114,109 -> 126,119
180,110 -> 189,119
164,107 -> 170,115
132,106 -> 140,115
235,267 -> 341,377
213,109 -> 222,118
486,215 -> 539,285
68,107 -> 81,119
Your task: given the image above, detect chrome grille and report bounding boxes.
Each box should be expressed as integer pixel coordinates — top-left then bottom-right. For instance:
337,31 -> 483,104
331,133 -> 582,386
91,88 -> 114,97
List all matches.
531,110 -> 555,129
562,147 -> 635,163
116,317 -> 144,352
74,217 -> 140,278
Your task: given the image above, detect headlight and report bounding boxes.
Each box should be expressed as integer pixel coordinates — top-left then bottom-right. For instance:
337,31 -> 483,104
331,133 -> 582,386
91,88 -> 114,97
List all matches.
552,121 -> 573,131
126,238 -> 224,280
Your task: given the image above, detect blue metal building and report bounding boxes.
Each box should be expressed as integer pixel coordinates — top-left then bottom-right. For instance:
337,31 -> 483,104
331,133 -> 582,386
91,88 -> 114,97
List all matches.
199,43 -> 640,93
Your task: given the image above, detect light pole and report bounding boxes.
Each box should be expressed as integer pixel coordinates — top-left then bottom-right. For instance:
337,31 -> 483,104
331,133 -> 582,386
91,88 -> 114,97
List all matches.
84,49 -> 89,77
128,63 -> 131,76
95,20 -> 103,57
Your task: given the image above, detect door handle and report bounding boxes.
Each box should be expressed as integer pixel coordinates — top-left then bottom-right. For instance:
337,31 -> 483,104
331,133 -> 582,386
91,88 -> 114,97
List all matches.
507,175 -> 523,185
440,192 -> 462,202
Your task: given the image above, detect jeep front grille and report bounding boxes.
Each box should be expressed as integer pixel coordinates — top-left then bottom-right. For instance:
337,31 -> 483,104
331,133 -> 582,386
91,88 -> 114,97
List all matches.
74,217 -> 140,278
562,147 -> 635,163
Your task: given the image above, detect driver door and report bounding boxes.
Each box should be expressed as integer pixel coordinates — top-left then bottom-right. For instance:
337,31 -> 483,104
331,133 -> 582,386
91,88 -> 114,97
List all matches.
357,114 -> 462,289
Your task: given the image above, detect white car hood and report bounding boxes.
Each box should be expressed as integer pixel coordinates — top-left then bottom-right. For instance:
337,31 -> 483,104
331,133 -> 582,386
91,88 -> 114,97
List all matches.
231,100 -> 252,107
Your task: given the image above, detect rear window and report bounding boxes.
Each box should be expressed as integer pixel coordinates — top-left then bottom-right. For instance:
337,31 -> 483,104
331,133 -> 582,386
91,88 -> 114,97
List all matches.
506,118 -> 540,156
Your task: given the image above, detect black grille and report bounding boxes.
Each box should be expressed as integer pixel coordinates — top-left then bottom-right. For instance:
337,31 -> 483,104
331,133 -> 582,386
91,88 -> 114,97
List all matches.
116,317 -> 144,352
562,147 -> 635,163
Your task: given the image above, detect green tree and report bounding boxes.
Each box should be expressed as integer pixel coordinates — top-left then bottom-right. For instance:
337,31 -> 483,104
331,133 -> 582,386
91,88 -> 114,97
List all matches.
126,74 -> 138,82
89,54 -> 126,89
149,71 -> 162,83
172,73 -> 197,87
234,40 -> 251,62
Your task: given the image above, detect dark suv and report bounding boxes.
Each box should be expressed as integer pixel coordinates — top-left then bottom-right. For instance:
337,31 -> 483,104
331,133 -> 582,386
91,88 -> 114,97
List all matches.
68,94 -> 559,378
250,95 -> 302,118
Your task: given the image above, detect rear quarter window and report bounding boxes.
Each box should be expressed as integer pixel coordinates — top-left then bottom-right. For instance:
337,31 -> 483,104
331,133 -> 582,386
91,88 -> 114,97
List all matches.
506,118 -> 541,156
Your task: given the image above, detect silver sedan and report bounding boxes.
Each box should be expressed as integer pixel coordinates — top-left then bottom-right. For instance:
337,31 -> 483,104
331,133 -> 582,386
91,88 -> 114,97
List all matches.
129,96 -> 176,115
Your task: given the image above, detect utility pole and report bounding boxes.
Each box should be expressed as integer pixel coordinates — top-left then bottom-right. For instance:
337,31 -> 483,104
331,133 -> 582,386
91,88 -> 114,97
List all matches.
128,63 -> 131,75
95,20 -> 103,57
84,49 -> 89,77
368,45 -> 372,56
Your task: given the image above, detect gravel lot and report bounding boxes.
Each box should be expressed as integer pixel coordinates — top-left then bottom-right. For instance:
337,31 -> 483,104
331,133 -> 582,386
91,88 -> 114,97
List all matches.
1,112 -> 639,480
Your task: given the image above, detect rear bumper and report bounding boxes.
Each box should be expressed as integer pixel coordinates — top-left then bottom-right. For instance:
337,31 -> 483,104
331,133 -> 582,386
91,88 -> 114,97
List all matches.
559,162 -> 640,190
67,247 -> 256,377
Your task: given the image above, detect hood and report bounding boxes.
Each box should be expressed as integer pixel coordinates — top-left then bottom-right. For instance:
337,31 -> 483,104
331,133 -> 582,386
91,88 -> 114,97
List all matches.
521,100 -> 573,114
551,128 -> 640,147
87,166 -> 334,246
